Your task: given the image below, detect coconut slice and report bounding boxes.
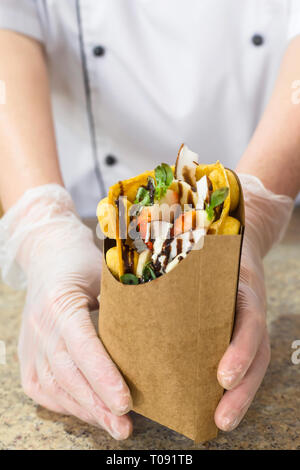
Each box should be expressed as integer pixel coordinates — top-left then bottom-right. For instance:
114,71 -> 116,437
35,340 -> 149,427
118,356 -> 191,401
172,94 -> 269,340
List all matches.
144,221 -> 151,243
164,228 -> 205,275
196,210 -> 211,231
142,213 -> 172,242
152,238 -> 165,264
169,179 -> 198,209
150,220 -> 172,240
196,175 -> 209,210
153,226 -> 206,273
168,228 -> 205,262
151,221 -> 173,263
175,144 -> 199,187
165,253 -> 187,274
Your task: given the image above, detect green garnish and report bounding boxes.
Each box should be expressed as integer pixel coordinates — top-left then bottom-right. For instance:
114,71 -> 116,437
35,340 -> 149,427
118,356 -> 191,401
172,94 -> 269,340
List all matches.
205,205 -> 215,221
205,187 -> 229,221
134,187 -> 151,206
134,163 -> 174,207
120,273 -> 139,285
154,163 -> 174,201
142,261 -> 157,282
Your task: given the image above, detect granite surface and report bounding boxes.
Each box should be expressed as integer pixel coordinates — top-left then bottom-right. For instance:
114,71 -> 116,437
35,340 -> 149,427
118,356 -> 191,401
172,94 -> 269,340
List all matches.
0,210 -> 299,450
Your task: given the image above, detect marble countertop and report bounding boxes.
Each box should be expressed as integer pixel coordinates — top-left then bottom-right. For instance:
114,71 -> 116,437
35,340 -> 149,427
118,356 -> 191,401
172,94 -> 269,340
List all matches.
0,210 -> 299,450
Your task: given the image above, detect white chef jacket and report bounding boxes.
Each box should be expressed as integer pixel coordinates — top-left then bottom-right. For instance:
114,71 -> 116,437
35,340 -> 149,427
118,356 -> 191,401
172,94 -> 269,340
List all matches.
0,0 -> 299,216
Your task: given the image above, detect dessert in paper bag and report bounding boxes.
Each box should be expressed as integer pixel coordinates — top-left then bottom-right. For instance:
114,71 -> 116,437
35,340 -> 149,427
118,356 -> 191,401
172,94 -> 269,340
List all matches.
97,144 -> 244,442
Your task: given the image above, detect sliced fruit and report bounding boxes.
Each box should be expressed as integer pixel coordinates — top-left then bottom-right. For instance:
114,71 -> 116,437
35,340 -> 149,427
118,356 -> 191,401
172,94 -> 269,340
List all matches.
219,216 -> 241,235
97,197 -> 117,239
106,246 -> 120,279
159,189 -> 179,206
165,253 -> 187,274
167,228 -> 205,264
137,207 -> 152,240
169,180 -> 198,209
106,245 -> 139,279
206,164 -> 230,234
226,170 -> 240,212
97,196 -> 133,240
196,175 -> 213,210
151,221 -> 173,264
173,209 -> 210,236
136,249 -> 152,278
150,220 -> 172,240
145,241 -> 153,250
137,208 -> 173,240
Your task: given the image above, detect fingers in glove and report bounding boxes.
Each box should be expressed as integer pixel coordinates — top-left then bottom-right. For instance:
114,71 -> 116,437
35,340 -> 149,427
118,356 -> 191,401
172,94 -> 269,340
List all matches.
48,341 -> 130,428
217,284 -> 266,390
36,355 -> 132,439
63,310 -> 132,416
21,374 -> 68,415
215,329 -> 271,432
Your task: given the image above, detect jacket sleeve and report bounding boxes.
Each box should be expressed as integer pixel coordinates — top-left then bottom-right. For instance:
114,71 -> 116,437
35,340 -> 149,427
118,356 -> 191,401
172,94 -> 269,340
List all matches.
0,0 -> 43,43
287,0 -> 300,42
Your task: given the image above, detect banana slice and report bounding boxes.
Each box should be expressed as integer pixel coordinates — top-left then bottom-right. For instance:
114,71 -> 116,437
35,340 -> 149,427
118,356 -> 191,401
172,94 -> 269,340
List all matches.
136,249 -> 152,278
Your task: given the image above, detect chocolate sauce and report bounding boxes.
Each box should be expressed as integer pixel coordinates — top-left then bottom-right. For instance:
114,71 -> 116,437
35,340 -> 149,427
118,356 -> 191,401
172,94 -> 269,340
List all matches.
178,181 -> 183,202
154,237 -> 172,275
122,243 -> 134,274
182,167 -> 196,191
176,237 -> 183,255
206,176 -> 213,204
187,191 -> 195,208
146,177 -> 155,204
116,188 -> 133,274
189,230 -> 195,244
163,239 -> 172,261
153,257 -> 161,275
214,202 -> 223,222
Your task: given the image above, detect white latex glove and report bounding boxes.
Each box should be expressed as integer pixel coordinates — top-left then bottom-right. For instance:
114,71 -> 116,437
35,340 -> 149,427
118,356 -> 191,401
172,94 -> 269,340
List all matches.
215,174 -> 294,432
0,184 -> 132,440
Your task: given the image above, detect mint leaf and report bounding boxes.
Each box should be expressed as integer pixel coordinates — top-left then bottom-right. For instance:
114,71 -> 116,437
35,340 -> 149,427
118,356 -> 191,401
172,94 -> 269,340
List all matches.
210,187 -> 229,209
162,163 -> 173,186
142,261 -> 157,282
120,273 -> 139,285
134,164 -> 174,206
154,185 -> 167,200
155,165 -> 167,187
205,187 -> 229,221
154,163 -> 173,201
134,187 -> 151,206
205,205 -> 215,221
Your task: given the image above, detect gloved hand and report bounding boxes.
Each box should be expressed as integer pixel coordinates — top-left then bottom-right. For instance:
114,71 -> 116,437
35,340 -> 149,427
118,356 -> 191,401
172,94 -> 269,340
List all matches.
215,174 -> 294,431
0,184 -> 132,440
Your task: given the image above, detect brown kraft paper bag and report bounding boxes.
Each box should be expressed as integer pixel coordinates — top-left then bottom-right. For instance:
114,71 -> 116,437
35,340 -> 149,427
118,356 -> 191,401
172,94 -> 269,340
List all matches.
98,173 -> 244,443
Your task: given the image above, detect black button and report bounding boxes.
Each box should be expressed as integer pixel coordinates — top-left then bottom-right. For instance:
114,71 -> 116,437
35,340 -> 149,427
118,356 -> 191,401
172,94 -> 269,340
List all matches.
252,34 -> 264,46
93,45 -> 105,57
105,154 -> 117,166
